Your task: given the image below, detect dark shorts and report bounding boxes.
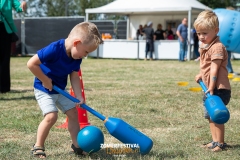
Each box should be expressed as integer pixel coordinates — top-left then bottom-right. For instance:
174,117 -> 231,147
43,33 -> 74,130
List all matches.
202,88 -> 231,119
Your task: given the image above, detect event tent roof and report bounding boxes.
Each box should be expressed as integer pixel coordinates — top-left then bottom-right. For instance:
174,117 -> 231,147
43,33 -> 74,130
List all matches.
86,0 -> 211,15
85,0 -> 211,61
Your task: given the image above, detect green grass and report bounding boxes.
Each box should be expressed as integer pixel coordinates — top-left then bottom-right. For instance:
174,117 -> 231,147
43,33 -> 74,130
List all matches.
0,57 -> 240,159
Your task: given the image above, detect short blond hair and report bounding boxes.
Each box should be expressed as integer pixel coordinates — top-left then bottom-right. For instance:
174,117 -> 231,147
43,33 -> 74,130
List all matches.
193,10 -> 219,30
69,22 -> 103,46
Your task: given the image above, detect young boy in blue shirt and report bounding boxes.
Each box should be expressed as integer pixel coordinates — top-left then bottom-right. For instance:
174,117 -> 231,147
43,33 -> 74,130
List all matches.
27,22 -> 103,158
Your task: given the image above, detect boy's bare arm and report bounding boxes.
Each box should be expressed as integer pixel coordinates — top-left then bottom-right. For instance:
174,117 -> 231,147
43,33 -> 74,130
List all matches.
27,54 -> 52,91
70,71 -> 84,104
195,73 -> 202,83
176,30 -> 183,42
207,59 -> 222,95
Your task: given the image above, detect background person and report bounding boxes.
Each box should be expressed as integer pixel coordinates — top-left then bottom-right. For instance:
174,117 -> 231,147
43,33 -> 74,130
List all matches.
190,28 -> 200,61
176,18 -> 188,62
136,24 -> 143,40
165,25 -> 174,40
226,50 -> 234,74
154,24 -> 165,40
0,0 -> 27,93
193,28 -> 200,61
142,21 -> 155,61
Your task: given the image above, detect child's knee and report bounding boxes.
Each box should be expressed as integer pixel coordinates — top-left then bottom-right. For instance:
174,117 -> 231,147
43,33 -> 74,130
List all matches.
44,112 -> 58,124
66,107 -> 78,120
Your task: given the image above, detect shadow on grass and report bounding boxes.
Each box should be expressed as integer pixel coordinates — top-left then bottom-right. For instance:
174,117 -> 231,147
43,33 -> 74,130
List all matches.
0,89 -> 35,100
0,89 -> 33,94
0,96 -> 35,101
85,149 -> 185,160
9,89 -> 33,93
227,144 -> 240,149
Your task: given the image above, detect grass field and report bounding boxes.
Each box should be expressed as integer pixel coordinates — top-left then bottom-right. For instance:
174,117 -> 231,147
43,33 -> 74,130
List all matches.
0,57 -> 240,160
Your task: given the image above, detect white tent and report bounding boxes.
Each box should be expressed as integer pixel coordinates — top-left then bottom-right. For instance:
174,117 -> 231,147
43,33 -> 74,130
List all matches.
86,0 -> 211,60
86,0 -> 210,15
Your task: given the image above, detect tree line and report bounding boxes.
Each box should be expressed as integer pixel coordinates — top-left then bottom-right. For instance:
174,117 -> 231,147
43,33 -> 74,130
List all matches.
199,0 -> 238,9
15,0 -> 238,19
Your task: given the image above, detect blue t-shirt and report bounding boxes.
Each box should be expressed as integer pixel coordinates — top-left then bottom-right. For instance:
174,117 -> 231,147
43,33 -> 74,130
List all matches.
177,24 -> 188,41
34,39 -> 82,94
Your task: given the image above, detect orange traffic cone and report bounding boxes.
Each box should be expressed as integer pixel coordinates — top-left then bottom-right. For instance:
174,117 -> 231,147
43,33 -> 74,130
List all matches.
57,70 -> 90,129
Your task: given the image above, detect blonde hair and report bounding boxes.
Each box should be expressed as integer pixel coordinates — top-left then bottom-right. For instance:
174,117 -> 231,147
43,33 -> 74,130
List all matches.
69,22 -> 103,46
193,10 -> 219,30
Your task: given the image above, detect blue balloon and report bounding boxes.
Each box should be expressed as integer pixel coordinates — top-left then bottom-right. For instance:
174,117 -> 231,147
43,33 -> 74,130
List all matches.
214,9 -> 240,53
77,125 -> 104,153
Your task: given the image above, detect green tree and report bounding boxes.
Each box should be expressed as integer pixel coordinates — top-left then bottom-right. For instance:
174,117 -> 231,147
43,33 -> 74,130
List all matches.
198,0 -> 238,9
78,0 -> 116,20
28,0 -> 80,16
21,0 -> 116,18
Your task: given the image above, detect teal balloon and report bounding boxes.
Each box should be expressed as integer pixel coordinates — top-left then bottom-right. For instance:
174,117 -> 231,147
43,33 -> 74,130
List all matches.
77,126 -> 104,153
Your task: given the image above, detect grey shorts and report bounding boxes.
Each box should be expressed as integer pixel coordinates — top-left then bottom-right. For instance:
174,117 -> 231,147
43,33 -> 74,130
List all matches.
34,88 -> 76,116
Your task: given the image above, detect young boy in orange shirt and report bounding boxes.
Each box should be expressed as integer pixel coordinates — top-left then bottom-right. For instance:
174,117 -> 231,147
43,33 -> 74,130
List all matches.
194,10 -> 231,152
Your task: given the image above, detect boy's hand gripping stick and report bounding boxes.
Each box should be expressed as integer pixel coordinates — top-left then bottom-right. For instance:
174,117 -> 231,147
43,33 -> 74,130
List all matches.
198,80 -> 230,124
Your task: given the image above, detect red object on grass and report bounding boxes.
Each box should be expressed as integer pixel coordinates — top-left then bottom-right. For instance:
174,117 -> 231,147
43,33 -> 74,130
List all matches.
57,70 -> 90,129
